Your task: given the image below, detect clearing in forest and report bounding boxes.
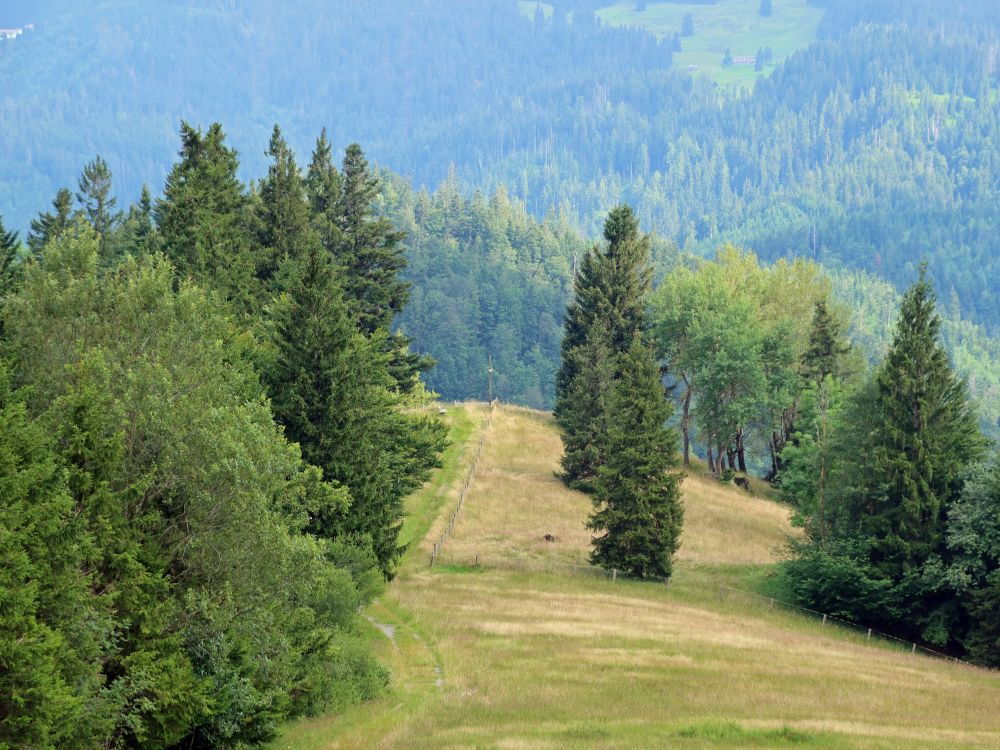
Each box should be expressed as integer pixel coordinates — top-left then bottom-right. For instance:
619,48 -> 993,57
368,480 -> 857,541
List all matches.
273,404 -> 1000,750
602,0 -> 824,86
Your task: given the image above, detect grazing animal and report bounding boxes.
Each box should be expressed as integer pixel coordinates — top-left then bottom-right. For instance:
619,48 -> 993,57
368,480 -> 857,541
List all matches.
734,476 -> 752,492
543,534 -> 557,542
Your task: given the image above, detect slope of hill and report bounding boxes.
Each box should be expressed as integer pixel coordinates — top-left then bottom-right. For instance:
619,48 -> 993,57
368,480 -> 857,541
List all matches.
272,404 -> 1000,750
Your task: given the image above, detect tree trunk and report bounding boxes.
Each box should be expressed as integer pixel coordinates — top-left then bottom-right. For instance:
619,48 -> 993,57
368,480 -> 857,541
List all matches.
681,379 -> 692,467
769,432 -> 780,479
706,440 -> 715,475
737,427 -> 748,473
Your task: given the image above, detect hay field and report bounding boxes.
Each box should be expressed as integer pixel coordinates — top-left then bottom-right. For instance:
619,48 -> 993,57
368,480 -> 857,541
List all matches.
273,404 -> 1000,750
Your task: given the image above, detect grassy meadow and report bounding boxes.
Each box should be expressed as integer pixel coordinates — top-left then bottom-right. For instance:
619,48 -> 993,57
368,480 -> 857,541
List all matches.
272,404 -> 1000,750
546,0 -> 827,86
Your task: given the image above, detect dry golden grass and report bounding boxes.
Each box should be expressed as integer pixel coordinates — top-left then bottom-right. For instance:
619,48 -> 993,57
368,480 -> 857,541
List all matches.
273,404 -> 1000,750
678,470 -> 799,565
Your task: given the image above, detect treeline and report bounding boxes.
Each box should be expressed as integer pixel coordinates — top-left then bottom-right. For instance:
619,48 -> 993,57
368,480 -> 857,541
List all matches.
779,269 -> 999,666
363,178 -> 1000,437
683,257 -> 1000,667
0,124 -> 446,745
384,172 -> 678,407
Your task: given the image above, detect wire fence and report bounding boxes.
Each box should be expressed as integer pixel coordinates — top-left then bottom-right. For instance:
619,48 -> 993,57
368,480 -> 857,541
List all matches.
429,400 -> 498,567
430,551 -> 990,672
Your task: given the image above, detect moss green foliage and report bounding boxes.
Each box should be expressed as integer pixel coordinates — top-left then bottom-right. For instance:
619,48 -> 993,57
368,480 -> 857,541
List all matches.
782,269 -> 995,663
556,205 -> 653,489
0,118 -> 451,741
588,338 -> 684,579
651,248 -> 846,476
554,206 -> 683,578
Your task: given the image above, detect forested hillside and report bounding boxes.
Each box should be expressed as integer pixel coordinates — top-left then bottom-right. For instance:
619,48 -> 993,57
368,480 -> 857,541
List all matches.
2,0 -> 999,332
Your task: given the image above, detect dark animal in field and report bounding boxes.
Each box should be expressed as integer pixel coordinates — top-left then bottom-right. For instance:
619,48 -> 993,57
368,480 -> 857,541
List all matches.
543,534 -> 557,542
734,476 -> 752,492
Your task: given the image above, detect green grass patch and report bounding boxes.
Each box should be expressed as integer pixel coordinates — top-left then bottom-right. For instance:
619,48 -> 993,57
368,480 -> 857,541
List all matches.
598,0 -> 824,86
676,720 -> 826,745
397,404 -> 479,567
518,0 -> 553,20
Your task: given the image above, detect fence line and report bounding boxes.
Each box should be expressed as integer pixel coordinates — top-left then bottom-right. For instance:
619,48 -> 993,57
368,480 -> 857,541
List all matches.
429,401 -> 498,566
430,552 -> 989,672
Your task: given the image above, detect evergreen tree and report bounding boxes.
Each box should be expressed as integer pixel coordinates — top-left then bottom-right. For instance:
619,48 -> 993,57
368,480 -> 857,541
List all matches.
305,128 -> 342,256
155,122 -> 260,315
76,155 -> 121,240
0,214 -> 19,299
266,244 -> 446,576
558,321 -> 614,491
760,0 -> 772,17
866,266 -> 985,575
257,125 -> 313,286
556,205 -> 650,403
27,188 -> 73,255
588,337 -> 684,579
0,363 -> 106,748
129,184 -> 156,255
801,299 -> 849,384
556,205 -> 652,487
266,244 -> 358,540
335,143 -> 409,335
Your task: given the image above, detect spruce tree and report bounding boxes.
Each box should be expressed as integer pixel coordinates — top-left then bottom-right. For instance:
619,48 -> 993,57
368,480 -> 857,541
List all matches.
155,122 -> 259,315
27,188 -> 73,255
588,337 -> 684,579
335,143 -> 409,335
76,155 -> 121,240
334,142 -> 430,389
257,125 -> 313,286
266,243 -> 359,539
129,185 -> 156,256
555,205 -> 652,487
0,214 -> 19,298
866,266 -> 985,575
305,128 -> 342,256
801,299 -> 849,384
558,321 -> 614,491
266,244 -> 446,576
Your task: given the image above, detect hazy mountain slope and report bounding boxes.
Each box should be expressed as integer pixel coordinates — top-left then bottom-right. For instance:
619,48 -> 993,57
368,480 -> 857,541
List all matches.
2,1 -> 998,332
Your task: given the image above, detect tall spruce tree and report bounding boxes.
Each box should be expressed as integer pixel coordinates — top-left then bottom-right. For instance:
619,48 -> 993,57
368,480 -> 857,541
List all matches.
588,337 -> 684,579
155,122 -> 259,315
27,188 -> 73,255
334,142 -> 431,389
257,125 -> 313,286
555,205 -> 652,487
866,266 -> 985,575
335,143 -> 409,335
305,128 -> 342,256
266,244 -> 446,576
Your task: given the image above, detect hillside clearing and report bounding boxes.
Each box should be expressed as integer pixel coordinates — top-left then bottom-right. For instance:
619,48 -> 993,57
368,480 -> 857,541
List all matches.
273,404 -> 1000,750
598,0 -> 824,86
